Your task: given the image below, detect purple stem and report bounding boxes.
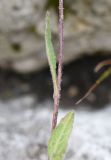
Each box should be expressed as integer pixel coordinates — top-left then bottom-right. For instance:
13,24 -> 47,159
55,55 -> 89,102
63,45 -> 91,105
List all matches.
52,0 -> 64,130
58,0 -> 64,100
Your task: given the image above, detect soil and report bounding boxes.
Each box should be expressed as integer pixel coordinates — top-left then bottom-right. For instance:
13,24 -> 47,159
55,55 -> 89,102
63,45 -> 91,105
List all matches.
0,53 -> 111,107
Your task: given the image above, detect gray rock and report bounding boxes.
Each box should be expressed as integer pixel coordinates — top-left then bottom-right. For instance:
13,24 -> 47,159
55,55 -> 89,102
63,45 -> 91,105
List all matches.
0,96 -> 111,160
0,0 -> 111,72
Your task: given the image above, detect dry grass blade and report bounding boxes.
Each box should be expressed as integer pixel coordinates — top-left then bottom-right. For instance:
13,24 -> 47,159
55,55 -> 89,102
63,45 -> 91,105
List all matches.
76,67 -> 111,105
95,59 -> 111,72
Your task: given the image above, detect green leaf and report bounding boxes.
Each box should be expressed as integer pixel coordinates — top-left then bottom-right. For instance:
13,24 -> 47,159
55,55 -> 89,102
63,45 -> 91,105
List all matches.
45,11 -> 58,96
48,112 -> 74,160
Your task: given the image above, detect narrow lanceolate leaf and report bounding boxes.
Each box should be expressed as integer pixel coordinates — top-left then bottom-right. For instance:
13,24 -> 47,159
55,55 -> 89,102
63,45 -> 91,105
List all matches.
76,67 -> 111,105
48,112 -> 74,160
45,12 -> 58,96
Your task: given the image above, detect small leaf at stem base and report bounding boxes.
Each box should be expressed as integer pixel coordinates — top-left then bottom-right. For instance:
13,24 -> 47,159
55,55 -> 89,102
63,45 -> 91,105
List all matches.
48,112 -> 74,160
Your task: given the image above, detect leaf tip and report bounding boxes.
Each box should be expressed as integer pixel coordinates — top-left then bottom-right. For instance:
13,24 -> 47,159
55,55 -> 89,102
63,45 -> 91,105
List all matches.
68,111 -> 74,118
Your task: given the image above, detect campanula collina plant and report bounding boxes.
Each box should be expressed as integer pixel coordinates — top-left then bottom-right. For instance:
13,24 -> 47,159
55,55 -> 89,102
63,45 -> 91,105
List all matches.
45,0 -> 74,160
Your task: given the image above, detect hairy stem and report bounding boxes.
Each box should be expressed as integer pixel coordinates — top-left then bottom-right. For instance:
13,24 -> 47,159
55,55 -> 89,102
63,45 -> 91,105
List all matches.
58,0 -> 64,100
52,0 -> 64,130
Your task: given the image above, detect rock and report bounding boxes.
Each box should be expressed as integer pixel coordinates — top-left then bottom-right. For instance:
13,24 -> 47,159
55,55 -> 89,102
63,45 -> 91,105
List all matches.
0,96 -> 111,160
0,0 -> 111,72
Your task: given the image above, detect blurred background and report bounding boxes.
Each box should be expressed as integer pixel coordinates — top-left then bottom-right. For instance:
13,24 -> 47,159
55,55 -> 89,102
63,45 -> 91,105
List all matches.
0,0 -> 111,160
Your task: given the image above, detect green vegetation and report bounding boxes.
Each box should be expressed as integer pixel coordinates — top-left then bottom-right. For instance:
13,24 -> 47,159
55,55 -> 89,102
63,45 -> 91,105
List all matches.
45,12 -> 58,96
48,112 -> 74,160
45,11 -> 74,160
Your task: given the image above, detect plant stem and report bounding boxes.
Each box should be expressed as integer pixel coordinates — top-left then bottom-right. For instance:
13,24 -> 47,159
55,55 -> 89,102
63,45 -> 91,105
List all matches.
58,0 -> 64,100
52,0 -> 64,130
